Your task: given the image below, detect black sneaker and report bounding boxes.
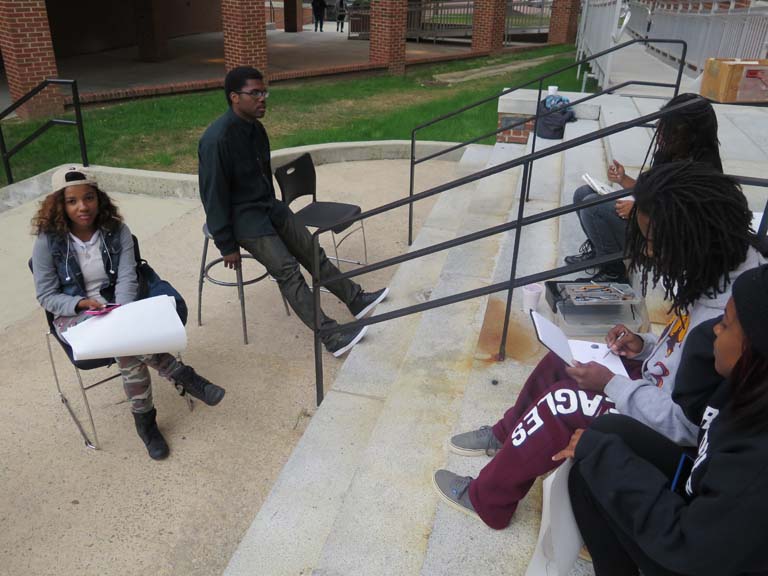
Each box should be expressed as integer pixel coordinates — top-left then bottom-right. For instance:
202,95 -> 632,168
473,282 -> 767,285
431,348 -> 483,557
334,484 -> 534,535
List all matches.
325,325 -> 368,357
564,239 -> 596,265
348,287 -> 389,319
172,365 -> 225,406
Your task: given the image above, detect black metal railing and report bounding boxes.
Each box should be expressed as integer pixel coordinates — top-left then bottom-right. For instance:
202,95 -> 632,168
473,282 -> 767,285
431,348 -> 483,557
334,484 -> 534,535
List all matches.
0,79 -> 88,185
406,37 -> 689,246
307,93 -> 703,406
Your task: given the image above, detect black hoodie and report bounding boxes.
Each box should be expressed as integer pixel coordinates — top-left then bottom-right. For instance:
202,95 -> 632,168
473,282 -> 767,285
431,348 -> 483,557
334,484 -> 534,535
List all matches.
575,379 -> 768,575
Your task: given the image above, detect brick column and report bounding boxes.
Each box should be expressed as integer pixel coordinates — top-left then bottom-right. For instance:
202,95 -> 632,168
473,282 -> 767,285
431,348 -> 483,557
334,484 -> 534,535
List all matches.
283,0 -> 303,32
472,0 -> 506,54
221,0 -> 268,72
549,0 -> 580,45
135,0 -> 168,62
0,0 -> 63,118
369,0 -> 407,74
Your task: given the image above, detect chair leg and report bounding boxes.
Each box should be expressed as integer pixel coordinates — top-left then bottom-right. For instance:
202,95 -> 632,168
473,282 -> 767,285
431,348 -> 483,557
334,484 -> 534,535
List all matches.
74,368 -> 100,450
236,265 -> 249,345
360,219 -> 369,265
198,236 -> 210,327
332,232 -> 343,272
46,332 -> 99,450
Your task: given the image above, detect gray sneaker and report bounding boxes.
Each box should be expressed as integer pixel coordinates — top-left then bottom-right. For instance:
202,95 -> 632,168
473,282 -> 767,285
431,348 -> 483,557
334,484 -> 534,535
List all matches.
432,469 -> 480,520
449,425 -> 503,457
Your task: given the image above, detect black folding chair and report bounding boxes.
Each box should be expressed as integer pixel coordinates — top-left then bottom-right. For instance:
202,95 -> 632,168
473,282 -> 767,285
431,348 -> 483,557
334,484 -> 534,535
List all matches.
274,152 -> 368,270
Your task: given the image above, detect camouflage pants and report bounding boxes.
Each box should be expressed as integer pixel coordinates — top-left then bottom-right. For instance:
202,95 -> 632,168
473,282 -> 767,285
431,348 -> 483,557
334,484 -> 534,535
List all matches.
54,312 -> 181,414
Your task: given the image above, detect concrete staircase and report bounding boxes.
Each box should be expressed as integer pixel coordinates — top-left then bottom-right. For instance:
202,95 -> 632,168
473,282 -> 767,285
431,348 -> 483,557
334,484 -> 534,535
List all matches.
224,91 -> 768,576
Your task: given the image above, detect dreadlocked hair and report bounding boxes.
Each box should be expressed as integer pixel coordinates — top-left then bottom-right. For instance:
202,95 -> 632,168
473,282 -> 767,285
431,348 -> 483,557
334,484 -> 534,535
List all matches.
31,185 -> 123,237
651,93 -> 723,173
626,160 -> 755,316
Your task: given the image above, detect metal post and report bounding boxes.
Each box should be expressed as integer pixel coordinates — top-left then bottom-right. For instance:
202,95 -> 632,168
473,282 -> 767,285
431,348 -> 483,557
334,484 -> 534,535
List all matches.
0,127 -> 12,185
526,80 -> 543,203
408,131 -> 416,246
71,81 -> 89,167
312,234 -> 325,406
498,160 -> 530,361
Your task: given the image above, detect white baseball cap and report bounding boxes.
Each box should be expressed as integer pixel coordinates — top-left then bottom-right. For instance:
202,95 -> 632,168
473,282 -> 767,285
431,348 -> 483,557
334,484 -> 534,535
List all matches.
51,165 -> 98,194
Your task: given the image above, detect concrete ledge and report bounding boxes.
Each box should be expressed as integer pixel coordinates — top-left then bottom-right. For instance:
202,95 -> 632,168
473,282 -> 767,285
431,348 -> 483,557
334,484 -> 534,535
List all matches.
498,89 -> 601,121
0,140 -> 465,212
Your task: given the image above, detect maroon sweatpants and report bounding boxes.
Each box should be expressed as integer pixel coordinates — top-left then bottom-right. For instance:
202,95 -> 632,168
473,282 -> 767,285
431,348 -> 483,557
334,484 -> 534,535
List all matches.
468,351 -> 642,529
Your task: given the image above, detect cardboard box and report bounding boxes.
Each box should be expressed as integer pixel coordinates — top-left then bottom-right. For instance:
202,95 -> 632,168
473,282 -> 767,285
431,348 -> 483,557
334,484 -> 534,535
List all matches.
700,58 -> 768,103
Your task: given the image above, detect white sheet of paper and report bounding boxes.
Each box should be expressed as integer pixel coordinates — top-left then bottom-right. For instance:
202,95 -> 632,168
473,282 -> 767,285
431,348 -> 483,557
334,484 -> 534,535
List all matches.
524,460 -> 583,576
531,311 -> 629,377
62,296 -> 187,360
582,173 -> 614,195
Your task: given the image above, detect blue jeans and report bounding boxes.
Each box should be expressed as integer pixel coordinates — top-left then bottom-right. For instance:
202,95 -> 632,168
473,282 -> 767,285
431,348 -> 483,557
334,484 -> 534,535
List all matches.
573,184 -> 627,257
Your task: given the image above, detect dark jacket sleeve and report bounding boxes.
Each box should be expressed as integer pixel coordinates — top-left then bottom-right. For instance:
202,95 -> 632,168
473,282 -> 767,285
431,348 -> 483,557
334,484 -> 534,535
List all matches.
198,136 -> 238,256
672,317 -> 723,425
575,428 -> 768,576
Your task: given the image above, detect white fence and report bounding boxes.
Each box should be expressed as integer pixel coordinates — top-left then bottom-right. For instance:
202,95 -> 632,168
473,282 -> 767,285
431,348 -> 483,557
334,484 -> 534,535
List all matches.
576,0 -> 625,87
627,1 -> 768,72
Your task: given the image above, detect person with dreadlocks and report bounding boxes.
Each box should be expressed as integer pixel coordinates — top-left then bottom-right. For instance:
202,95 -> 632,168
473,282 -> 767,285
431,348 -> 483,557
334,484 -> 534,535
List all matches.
432,161 -> 766,530
563,93 -> 723,283
560,263 -> 768,576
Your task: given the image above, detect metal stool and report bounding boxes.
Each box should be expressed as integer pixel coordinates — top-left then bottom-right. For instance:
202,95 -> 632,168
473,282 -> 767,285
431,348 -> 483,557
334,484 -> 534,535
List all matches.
197,224 -> 289,345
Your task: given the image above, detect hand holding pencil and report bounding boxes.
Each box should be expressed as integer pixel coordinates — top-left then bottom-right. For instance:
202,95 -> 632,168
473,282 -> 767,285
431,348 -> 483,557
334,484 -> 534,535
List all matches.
604,324 -> 644,359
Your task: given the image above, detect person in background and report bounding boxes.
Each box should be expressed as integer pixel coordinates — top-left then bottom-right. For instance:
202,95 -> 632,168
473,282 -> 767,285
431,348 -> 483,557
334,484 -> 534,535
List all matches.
564,93 -> 723,283
198,67 -> 388,358
432,161 -> 765,530
336,0 -> 347,32
561,264 -> 768,576
312,0 -> 327,31
31,166 -> 225,460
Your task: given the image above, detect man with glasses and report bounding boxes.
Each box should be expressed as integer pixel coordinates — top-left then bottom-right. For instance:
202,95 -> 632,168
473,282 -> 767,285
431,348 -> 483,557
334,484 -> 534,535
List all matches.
198,66 -> 387,357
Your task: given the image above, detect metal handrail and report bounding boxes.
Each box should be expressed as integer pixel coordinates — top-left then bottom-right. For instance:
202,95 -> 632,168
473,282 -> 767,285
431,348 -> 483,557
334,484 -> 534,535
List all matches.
406,37 -> 688,245
308,95 -> 720,407
0,78 -> 88,185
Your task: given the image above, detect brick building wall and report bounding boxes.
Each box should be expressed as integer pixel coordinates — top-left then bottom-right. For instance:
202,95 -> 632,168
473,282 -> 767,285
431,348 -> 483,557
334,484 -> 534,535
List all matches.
221,0 -> 268,72
0,0 -> 63,118
549,0 -> 580,44
370,0 -> 407,74
473,0 -> 506,54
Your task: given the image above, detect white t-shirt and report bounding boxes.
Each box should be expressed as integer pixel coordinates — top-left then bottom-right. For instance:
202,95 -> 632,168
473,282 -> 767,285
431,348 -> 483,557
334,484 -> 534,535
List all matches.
69,231 -> 108,304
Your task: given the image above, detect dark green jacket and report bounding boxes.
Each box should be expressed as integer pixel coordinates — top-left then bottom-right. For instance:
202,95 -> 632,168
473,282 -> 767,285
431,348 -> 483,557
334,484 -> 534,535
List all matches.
198,108 -> 278,256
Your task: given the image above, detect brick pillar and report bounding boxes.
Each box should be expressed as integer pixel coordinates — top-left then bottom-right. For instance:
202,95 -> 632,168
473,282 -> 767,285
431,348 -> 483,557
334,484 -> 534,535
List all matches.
472,0 -> 506,54
0,0 -> 63,119
369,0 -> 407,74
221,0 -> 268,72
549,0 -> 580,44
283,0 -> 303,32
135,0 -> 168,62
497,114 -> 535,144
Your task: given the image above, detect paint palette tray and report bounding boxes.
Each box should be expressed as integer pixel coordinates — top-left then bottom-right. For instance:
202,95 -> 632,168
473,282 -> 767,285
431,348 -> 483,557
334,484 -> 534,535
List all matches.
562,283 -> 641,306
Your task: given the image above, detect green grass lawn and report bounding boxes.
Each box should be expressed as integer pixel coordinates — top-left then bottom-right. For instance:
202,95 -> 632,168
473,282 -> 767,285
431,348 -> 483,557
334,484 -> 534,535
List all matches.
1,44 -> 590,185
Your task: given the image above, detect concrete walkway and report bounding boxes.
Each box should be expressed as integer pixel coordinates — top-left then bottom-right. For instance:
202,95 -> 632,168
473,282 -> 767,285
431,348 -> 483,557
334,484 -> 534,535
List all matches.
0,157 -> 451,576
0,28 -> 471,111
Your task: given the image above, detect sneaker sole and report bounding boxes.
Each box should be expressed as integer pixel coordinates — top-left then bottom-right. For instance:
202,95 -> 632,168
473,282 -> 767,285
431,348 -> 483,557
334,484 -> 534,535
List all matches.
448,440 -> 498,457
431,472 -> 481,521
354,287 -> 389,319
332,325 -> 369,358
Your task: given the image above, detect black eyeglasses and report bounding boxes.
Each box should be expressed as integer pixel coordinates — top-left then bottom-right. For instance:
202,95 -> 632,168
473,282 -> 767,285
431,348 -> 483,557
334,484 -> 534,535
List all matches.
237,89 -> 269,100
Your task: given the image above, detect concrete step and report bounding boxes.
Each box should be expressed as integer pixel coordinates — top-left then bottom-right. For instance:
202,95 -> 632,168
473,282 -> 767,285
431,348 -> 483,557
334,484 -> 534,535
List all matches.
598,95 -> 654,173
309,152 -> 522,576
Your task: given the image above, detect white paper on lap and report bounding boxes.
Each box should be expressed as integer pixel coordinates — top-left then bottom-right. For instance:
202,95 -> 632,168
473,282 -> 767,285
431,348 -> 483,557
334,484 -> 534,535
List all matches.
524,460 -> 583,576
62,296 -> 187,360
